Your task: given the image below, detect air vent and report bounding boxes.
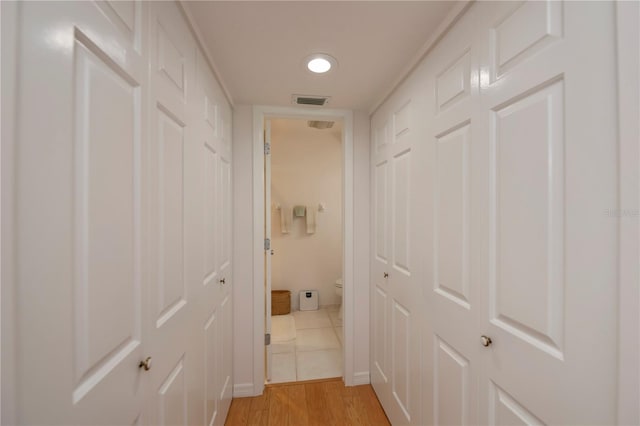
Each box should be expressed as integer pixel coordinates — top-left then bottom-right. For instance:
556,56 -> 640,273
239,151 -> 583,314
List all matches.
292,94 -> 330,106
308,120 -> 334,129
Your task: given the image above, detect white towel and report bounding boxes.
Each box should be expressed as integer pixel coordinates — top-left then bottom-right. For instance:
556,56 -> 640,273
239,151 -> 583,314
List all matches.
306,205 -> 316,234
280,205 -> 291,234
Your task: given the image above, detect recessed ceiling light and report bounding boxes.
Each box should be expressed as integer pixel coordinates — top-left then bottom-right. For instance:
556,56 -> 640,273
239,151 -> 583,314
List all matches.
305,54 -> 337,74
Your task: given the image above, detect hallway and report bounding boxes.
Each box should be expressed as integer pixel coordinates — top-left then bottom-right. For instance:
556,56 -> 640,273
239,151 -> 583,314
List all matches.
224,379 -> 389,426
2,1 -> 638,425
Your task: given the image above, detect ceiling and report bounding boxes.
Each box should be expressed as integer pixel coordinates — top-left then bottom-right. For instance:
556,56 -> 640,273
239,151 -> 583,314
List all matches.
184,1 -> 458,111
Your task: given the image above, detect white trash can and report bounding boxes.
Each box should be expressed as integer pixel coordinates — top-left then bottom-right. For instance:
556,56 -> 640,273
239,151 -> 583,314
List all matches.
299,290 -> 319,311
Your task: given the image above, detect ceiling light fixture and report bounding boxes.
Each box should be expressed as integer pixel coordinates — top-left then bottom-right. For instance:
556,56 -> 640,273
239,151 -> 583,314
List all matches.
305,53 -> 337,74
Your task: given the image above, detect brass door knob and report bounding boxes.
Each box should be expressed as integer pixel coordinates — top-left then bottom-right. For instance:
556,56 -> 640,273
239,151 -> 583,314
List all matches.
480,336 -> 492,347
139,357 -> 152,371
220,278 -> 226,285
383,272 -> 389,278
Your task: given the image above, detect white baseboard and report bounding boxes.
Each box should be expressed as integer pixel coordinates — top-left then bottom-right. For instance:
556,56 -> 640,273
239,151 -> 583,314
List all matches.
352,371 -> 370,386
233,383 -> 255,398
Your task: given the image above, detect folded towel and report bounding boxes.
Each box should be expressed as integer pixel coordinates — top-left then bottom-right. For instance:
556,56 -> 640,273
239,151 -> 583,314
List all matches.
280,205 -> 291,234
293,205 -> 306,217
306,205 -> 316,234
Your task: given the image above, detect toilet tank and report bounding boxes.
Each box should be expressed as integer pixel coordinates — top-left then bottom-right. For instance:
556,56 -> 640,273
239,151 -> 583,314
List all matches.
299,290 -> 319,311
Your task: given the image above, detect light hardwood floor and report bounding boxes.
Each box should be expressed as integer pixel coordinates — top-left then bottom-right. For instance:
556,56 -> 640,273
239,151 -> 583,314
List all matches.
224,378 -> 390,426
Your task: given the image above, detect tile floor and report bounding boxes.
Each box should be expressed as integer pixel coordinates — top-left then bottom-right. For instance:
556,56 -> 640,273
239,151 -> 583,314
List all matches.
269,306 -> 343,383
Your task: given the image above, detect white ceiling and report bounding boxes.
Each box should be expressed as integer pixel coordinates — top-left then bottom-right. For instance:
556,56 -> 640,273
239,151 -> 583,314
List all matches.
183,1 -> 458,111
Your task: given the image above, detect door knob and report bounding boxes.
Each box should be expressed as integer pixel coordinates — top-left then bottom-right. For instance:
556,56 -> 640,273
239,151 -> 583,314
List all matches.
383,272 -> 389,278
139,357 -> 152,371
480,335 -> 492,347
220,278 -> 226,285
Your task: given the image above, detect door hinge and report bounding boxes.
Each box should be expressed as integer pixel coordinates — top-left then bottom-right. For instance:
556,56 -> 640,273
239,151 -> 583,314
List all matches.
264,142 -> 271,155
265,333 -> 271,346
264,238 -> 271,250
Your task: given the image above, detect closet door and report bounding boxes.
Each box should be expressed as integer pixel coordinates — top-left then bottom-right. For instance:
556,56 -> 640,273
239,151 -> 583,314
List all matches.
422,7 -> 482,426
475,2 -> 619,424
371,96 -> 422,425
11,1 -> 149,423
146,2 -> 197,424
197,49 -> 234,426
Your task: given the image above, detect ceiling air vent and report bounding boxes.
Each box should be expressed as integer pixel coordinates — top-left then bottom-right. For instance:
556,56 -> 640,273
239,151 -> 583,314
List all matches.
292,94 -> 331,106
308,120 -> 334,129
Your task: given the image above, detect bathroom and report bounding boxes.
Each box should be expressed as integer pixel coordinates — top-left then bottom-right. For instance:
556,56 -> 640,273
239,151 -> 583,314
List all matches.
267,117 -> 344,383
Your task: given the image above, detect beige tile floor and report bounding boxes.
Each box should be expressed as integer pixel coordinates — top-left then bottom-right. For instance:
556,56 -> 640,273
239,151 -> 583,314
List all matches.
269,306 -> 343,384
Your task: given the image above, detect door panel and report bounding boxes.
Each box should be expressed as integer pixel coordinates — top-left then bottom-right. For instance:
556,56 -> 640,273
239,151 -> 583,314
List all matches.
155,107 -> 186,327
489,383 -> 544,426
479,2 -> 618,424
427,8 -> 480,425
375,161 -> 388,262
157,357 -> 187,426
196,42 -> 234,426
204,145 -> 218,285
204,309 -> 219,426
491,80 -> 564,358
373,286 -> 388,383
434,337 -> 471,426
73,36 -> 141,403
392,149 -> 411,274
391,300 -> 411,420
435,123 -> 470,309
491,1 -> 562,79
12,1 -> 147,423
146,3 -> 195,424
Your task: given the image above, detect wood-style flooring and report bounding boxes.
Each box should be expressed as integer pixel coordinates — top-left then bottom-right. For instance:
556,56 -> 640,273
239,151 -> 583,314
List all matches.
224,378 -> 391,426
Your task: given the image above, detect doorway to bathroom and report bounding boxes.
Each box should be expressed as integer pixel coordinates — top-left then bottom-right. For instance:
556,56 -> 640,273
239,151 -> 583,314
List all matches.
265,117 -> 344,384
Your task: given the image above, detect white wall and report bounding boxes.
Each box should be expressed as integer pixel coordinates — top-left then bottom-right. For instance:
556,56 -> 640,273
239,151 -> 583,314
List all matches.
231,105 -> 256,395
270,119 -> 343,311
351,110 -> 371,383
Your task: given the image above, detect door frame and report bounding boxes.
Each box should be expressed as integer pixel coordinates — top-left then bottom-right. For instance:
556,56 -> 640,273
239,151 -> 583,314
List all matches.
251,105 -> 354,395
616,1 -> 639,423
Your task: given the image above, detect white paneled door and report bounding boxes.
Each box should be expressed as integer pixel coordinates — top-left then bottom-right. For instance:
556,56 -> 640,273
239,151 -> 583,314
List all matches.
146,3 -> 194,424
475,2 -> 618,424
11,1 -> 148,424
7,1 -> 232,425
371,99 -> 422,424
372,1 -> 621,425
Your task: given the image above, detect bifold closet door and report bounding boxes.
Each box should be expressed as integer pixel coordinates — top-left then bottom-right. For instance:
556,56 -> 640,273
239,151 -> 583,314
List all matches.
421,6 -> 482,426
11,1 -> 149,423
423,1 -> 620,424
195,33 -> 234,426
8,1 -> 234,424
146,3 -> 233,425
474,2 -> 619,424
371,98 -> 423,424
145,2 -> 199,424
372,1 -> 621,425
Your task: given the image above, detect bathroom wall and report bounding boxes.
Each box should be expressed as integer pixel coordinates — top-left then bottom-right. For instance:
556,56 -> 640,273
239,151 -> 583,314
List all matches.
270,118 -> 343,311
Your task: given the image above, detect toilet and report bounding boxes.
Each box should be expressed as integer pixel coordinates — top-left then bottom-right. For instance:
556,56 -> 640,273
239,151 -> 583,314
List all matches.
335,278 -> 343,320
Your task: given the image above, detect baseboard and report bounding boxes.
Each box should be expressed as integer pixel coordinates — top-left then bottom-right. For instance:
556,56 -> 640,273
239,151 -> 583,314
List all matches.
233,383 -> 255,398
352,371 -> 370,386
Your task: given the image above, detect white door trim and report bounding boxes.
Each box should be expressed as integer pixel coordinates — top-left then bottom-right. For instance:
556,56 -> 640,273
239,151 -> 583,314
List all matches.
252,105 -> 354,396
616,1 -> 639,423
